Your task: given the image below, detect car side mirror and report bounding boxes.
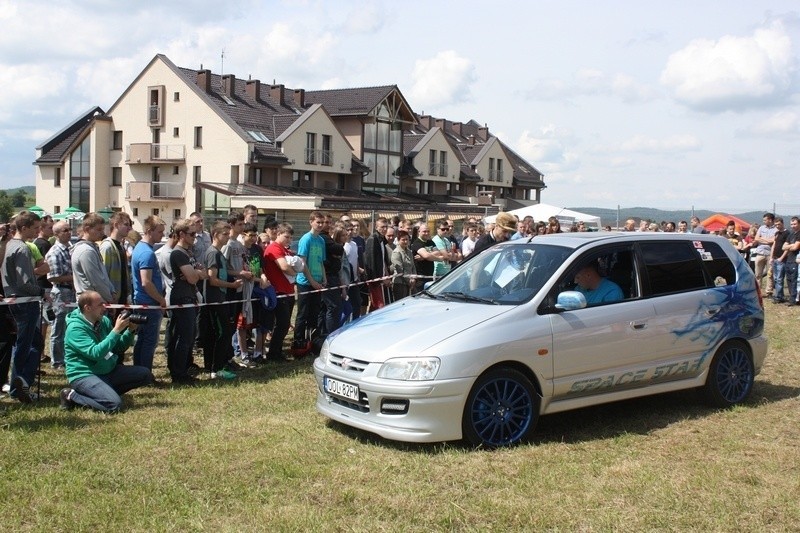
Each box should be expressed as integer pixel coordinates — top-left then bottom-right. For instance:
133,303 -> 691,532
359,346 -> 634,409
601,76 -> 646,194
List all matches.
555,291 -> 587,311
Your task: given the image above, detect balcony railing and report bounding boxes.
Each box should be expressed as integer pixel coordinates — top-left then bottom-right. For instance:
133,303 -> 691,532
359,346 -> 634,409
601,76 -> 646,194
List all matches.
429,163 -> 448,176
126,143 -> 186,164
125,181 -> 185,201
304,148 -> 333,166
488,169 -> 504,181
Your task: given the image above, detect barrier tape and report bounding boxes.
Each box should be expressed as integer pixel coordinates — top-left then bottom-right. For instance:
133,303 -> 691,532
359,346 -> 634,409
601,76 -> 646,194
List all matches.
0,274 -> 436,310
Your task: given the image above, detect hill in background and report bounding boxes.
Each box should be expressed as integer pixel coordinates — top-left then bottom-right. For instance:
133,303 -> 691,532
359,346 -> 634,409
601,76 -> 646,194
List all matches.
569,207 -> 772,228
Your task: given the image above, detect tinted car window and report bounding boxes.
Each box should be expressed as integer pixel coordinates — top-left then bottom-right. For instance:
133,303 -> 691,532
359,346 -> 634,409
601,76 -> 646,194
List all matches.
697,240 -> 736,286
640,241 -> 705,296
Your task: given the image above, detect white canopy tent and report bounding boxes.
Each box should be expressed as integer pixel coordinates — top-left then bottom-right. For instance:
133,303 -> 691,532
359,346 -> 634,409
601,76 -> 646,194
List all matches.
484,203 -> 601,229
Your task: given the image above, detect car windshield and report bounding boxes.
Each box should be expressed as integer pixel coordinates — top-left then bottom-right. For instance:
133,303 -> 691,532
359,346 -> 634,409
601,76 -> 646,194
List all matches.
424,243 -> 572,305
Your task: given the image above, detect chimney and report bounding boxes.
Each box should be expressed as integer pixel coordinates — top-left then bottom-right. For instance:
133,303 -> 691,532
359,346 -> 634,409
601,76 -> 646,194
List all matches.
270,84 -> 285,106
293,88 -> 305,108
477,125 -> 489,141
452,122 -> 463,137
246,79 -> 261,102
468,135 -> 476,146
197,69 -> 211,93
222,74 -> 235,97
419,115 -> 433,129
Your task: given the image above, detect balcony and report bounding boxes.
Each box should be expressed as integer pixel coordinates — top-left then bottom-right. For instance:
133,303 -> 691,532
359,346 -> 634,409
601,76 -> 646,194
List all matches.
304,148 -> 333,166
429,163 -> 448,177
488,169 -> 504,181
126,143 -> 186,164
125,181 -> 185,201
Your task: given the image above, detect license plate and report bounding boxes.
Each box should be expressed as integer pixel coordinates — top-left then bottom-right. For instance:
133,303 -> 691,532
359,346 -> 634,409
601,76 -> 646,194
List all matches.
324,376 -> 360,402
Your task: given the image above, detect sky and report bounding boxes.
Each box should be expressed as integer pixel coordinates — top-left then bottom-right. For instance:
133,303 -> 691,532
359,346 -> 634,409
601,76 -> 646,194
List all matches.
1,0 -> 798,212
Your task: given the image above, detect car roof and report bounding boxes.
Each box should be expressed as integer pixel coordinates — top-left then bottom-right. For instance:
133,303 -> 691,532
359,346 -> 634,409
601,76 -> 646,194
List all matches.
502,231 -> 729,250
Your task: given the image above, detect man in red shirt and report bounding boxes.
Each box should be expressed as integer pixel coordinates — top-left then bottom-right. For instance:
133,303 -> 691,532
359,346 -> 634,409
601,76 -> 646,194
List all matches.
263,223 -> 299,361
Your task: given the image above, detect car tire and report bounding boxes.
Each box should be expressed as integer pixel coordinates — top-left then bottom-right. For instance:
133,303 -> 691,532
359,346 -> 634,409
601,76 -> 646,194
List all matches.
462,367 -> 540,448
702,340 -> 754,407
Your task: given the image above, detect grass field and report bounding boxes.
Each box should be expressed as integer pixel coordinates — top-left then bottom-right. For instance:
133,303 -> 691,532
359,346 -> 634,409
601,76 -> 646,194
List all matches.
1,304 -> 799,531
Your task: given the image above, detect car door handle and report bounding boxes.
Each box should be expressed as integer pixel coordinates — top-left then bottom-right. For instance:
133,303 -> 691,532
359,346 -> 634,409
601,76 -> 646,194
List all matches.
705,307 -> 721,317
630,321 -> 647,330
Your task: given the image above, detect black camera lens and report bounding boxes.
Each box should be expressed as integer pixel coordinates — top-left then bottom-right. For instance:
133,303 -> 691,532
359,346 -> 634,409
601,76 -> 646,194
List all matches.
46,308 -> 56,322
127,313 -> 148,325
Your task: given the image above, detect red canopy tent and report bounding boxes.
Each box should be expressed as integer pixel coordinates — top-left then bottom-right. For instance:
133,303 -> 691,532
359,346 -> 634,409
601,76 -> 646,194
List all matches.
700,214 -> 752,233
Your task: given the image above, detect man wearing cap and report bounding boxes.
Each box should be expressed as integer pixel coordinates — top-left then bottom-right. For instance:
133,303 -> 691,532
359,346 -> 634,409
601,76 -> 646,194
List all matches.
471,212 -> 517,257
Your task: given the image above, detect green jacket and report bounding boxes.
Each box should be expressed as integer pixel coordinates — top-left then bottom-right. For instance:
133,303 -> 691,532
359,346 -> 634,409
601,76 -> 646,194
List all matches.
64,308 -> 135,382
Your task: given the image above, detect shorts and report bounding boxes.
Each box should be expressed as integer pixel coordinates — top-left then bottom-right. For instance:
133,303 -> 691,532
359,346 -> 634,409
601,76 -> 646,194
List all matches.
236,302 -> 274,332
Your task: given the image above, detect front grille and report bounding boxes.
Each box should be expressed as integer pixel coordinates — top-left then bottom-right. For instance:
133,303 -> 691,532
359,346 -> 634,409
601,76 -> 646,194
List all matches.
328,353 -> 370,373
330,392 -> 370,413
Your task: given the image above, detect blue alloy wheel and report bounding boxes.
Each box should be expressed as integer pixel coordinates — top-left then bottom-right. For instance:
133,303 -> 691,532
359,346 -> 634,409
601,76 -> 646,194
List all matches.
703,340 -> 754,407
462,368 -> 539,448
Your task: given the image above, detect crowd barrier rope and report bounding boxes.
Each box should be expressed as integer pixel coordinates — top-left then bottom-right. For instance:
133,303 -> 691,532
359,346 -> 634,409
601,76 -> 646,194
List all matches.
0,273 -> 437,310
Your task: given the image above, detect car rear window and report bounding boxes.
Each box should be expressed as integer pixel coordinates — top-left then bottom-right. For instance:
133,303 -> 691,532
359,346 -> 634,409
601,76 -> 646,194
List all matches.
694,240 -> 736,287
639,241 -> 706,296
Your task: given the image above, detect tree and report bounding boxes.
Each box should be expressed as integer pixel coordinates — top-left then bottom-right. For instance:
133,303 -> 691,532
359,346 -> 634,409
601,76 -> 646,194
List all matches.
0,197 -> 13,222
11,189 -> 26,208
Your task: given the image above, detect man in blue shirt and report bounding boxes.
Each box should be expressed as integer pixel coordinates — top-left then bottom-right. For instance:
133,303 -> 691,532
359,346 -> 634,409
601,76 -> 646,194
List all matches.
574,262 -> 623,305
130,216 -> 166,370
291,211 -> 326,356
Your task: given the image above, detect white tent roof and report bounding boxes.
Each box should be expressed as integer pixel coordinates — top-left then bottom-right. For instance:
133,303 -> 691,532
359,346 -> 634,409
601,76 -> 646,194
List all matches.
484,203 -> 601,227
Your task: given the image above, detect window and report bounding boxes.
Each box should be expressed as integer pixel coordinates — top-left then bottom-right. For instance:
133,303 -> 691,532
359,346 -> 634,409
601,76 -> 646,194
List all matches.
292,170 -> 300,187
549,246 -> 638,307
173,166 -> 179,175
152,208 -> 159,216
54,167 -> 61,187
193,166 -> 201,183
231,165 -> 239,184
194,126 -> 203,148
54,205 -> 61,214
305,132 -> 316,164
640,242 -> 707,296
173,127 -> 179,137
132,207 -> 138,217
112,131 -> 123,150
173,91 -> 180,102
321,134 -> 332,166
111,167 -> 122,186
497,159 -> 504,181
429,150 -> 437,175
439,151 -> 447,177
488,158 -> 495,181
69,136 -> 91,213
697,241 -> 736,287
173,208 -> 181,219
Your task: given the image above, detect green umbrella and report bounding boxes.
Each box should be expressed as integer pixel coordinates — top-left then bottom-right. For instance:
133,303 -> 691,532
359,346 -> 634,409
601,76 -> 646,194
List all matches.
53,206 -> 85,221
27,205 -> 49,215
97,206 -> 114,222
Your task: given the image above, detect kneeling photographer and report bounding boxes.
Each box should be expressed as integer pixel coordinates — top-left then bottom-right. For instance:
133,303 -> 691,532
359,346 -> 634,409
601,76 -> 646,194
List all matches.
61,290 -> 154,412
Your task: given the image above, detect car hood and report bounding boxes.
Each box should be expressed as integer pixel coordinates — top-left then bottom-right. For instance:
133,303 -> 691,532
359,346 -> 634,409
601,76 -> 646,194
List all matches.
325,296 -> 511,361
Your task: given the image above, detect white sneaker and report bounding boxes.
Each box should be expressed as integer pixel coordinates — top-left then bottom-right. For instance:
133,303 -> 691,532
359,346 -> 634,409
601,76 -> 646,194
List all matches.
1,383 -> 9,393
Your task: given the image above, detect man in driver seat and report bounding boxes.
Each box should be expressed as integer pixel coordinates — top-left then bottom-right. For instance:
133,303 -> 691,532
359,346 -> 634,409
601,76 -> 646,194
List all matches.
574,262 -> 623,305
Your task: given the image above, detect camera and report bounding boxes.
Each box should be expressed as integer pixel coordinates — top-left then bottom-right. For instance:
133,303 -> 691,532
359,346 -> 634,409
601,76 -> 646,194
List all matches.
45,307 -> 56,322
121,311 -> 148,325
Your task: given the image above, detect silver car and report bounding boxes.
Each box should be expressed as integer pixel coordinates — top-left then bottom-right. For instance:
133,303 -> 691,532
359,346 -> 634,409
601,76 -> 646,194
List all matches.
313,233 -> 768,447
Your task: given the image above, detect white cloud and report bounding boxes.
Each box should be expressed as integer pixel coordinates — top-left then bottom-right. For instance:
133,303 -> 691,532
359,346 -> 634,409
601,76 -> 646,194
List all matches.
619,134 -> 702,153
408,51 -> 476,108
660,19 -> 797,112
524,69 -> 657,103
747,110 -> 800,137
514,126 -> 580,175
341,1 -> 389,35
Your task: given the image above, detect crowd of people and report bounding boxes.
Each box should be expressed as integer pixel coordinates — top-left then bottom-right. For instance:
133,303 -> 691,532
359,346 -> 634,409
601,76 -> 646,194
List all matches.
2,206 -> 797,412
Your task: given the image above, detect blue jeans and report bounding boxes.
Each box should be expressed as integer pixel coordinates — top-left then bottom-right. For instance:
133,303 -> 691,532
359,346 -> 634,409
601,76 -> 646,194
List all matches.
132,308 -> 164,370
49,287 -> 74,367
8,301 -> 43,399
69,365 -> 153,412
785,262 -> 798,303
772,259 -> 786,300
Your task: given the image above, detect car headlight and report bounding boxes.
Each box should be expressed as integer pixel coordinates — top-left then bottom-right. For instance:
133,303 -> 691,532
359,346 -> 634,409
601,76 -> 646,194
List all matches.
319,341 -> 331,364
377,357 -> 440,381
